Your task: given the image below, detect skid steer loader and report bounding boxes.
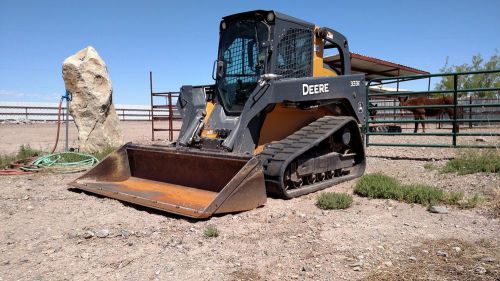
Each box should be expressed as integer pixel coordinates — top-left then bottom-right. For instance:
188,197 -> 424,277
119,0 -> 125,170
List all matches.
70,10 -> 367,218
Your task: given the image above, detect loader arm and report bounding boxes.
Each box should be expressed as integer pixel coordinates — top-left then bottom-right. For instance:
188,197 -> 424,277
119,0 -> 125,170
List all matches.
223,74 -> 366,153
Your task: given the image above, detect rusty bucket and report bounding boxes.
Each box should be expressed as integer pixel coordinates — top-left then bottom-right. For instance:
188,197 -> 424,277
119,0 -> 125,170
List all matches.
69,143 -> 266,218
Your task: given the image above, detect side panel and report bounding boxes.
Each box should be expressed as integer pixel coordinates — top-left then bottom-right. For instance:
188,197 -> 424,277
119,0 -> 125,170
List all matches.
222,74 -> 366,153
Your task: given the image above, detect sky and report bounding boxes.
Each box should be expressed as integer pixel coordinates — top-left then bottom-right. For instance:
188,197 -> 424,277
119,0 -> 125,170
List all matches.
0,0 -> 499,105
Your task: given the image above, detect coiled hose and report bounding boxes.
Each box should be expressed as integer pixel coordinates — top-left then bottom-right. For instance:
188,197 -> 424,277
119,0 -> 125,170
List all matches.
0,92 -> 100,175
20,152 -> 98,174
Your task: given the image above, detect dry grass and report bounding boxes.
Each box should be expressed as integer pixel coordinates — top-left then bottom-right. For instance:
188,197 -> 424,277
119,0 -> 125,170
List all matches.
228,268 -> 262,281
91,146 -> 116,160
482,187 -> 500,219
365,238 -> 500,281
442,149 -> 500,175
0,144 -> 42,169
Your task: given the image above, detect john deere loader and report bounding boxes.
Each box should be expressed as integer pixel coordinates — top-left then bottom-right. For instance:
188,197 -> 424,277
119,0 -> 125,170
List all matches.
70,10 -> 367,218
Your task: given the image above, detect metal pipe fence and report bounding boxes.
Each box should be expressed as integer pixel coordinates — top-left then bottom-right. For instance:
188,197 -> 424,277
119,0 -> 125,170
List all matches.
365,69 -> 500,148
149,71 -> 182,142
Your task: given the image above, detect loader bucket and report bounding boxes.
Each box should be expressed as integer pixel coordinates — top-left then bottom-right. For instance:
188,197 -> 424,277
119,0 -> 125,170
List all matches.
69,143 -> 266,218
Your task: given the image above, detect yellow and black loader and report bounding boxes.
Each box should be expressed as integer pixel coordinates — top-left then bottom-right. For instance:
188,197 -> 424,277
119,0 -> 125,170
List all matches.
71,10 -> 367,218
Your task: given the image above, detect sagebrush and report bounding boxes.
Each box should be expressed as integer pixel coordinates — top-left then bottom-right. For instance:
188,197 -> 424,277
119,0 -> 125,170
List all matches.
354,173 -> 444,205
204,225 -> 219,238
354,173 -> 482,208
316,192 -> 353,210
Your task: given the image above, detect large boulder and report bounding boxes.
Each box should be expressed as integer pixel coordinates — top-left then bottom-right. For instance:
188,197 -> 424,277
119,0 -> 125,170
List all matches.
62,46 -> 123,152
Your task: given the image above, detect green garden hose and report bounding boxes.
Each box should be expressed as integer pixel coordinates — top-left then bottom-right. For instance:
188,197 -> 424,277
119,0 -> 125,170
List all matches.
20,152 -> 99,174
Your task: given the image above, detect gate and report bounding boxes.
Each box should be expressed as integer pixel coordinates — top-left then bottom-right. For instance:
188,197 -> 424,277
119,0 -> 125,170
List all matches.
150,72 -> 181,141
365,69 -> 500,148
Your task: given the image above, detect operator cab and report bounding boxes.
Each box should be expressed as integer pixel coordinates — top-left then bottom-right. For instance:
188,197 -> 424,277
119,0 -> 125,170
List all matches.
215,10 -> 351,115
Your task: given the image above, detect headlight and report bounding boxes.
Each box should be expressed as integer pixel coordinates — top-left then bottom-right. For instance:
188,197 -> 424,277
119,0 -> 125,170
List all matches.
266,12 -> 275,22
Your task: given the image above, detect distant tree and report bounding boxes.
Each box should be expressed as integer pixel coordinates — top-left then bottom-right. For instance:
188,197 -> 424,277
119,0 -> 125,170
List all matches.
435,50 -> 499,98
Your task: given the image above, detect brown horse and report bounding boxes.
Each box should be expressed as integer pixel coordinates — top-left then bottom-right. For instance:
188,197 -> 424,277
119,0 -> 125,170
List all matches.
397,96 -> 459,133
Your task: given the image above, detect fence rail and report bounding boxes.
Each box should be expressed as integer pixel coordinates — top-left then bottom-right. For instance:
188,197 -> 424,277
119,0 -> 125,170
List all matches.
0,105 -> 180,121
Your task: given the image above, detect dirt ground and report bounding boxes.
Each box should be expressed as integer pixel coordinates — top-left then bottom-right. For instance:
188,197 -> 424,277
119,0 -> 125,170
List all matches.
0,123 -> 499,280
0,121 -> 180,155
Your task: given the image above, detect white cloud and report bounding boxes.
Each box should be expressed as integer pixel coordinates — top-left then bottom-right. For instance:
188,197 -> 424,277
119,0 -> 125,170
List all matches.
0,90 -> 60,101
0,90 -> 27,97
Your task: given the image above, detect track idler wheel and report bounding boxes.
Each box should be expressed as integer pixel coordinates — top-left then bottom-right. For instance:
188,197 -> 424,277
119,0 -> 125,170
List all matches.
306,174 -> 316,184
284,161 -> 303,190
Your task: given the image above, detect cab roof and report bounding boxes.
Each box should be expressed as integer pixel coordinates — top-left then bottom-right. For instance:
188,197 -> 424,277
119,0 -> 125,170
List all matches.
222,10 -> 315,28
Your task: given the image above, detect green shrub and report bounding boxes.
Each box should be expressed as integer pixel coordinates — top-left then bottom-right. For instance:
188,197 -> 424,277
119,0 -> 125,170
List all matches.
0,145 -> 42,169
355,173 -> 485,208
354,173 -> 444,206
0,155 -> 15,169
354,173 -> 403,200
446,191 -> 464,205
316,192 -> 353,210
441,149 -> 500,175
403,184 -> 445,206
203,225 -> 219,238
16,144 -> 41,159
460,194 -> 483,209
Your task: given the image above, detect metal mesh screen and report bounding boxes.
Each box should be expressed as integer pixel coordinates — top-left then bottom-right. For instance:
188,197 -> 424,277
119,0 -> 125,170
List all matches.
217,19 -> 268,112
275,28 -> 313,78
223,38 -> 258,88
220,37 -> 259,111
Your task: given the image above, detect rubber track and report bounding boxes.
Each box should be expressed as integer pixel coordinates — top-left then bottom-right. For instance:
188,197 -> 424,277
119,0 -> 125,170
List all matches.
259,116 -> 364,198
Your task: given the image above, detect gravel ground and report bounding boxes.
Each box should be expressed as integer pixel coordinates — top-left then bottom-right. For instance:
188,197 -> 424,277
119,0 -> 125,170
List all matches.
1,136 -> 499,280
